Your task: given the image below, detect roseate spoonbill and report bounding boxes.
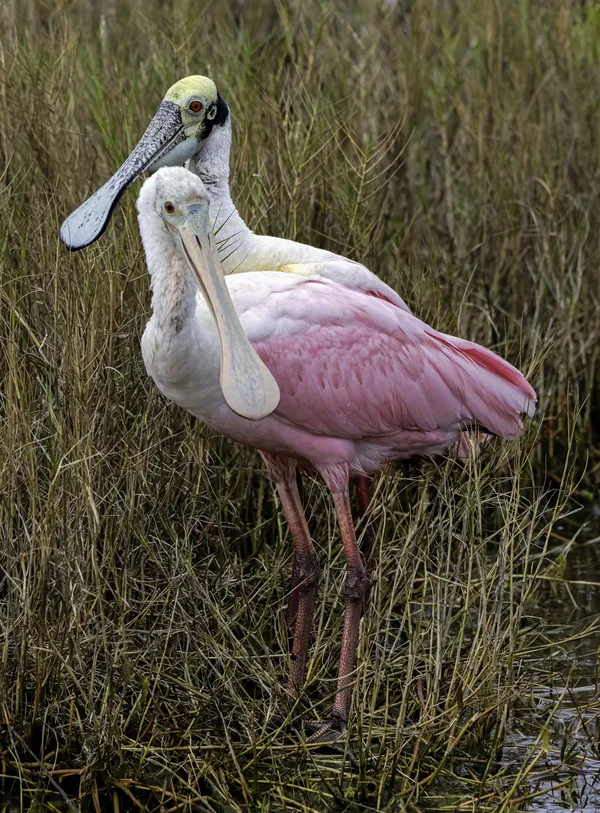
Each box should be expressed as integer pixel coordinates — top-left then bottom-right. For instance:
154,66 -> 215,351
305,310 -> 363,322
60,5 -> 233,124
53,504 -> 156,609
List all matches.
136,166 -> 536,740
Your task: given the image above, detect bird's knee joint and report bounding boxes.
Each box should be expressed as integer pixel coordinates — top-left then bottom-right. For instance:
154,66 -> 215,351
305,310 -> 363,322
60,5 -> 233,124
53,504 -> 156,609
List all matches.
344,566 -> 370,602
295,550 -> 320,591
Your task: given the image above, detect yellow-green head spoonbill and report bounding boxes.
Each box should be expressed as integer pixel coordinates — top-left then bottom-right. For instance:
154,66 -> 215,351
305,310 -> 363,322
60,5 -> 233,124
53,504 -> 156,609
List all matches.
59,76 -> 408,307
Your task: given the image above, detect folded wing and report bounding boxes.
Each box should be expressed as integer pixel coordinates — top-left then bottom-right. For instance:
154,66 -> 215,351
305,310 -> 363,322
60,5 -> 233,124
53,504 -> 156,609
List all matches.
237,276 -> 536,442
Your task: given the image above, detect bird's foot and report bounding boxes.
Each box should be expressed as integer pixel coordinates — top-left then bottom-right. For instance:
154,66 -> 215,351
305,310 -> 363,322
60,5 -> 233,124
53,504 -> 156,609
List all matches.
303,712 -> 359,768
305,711 -> 346,742
269,699 -> 360,768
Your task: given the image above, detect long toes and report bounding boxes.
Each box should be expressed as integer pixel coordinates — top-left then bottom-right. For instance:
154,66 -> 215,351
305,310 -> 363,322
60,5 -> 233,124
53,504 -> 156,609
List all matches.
304,718 -> 358,768
305,718 -> 345,744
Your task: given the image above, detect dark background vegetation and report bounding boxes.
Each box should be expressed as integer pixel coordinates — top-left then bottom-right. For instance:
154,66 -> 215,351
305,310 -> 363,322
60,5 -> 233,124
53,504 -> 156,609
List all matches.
1,0 -> 599,809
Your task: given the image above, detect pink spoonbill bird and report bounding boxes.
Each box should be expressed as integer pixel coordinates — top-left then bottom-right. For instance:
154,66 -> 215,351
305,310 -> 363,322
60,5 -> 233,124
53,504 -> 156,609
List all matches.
137,166 -> 536,741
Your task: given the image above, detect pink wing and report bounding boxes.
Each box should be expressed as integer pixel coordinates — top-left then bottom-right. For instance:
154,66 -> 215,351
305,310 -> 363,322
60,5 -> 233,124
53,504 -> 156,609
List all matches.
245,280 -> 536,441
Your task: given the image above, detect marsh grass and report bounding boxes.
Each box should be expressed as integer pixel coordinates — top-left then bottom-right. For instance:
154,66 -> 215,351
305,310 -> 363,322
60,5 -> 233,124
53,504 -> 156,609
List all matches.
0,0 -> 599,809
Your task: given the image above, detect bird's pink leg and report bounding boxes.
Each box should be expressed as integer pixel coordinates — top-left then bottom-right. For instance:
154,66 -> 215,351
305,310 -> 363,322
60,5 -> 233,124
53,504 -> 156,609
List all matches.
354,477 -> 370,516
306,478 -> 369,747
353,476 -> 375,569
260,452 -> 319,692
286,469 -> 306,628
330,488 -> 370,724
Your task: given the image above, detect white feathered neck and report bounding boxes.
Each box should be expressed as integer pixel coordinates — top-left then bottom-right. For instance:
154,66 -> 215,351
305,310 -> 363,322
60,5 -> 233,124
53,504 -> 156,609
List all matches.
184,116 -> 410,313
186,119 -> 343,273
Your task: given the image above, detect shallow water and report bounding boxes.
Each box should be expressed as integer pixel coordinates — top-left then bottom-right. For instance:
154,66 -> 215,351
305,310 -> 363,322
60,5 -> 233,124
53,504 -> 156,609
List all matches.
505,524 -> 600,811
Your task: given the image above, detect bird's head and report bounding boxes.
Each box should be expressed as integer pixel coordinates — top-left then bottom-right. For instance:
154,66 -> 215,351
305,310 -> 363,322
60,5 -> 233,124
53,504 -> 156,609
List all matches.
59,75 -> 229,251
159,75 -> 230,163
137,165 -> 212,237
137,167 -> 280,422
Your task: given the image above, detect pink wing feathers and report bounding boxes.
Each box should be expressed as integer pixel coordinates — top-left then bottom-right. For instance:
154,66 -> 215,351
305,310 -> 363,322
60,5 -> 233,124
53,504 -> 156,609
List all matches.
244,279 -> 536,443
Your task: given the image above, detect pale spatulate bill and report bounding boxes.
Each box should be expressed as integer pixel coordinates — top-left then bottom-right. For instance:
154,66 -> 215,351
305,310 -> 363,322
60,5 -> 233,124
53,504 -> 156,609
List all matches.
176,203 -> 281,421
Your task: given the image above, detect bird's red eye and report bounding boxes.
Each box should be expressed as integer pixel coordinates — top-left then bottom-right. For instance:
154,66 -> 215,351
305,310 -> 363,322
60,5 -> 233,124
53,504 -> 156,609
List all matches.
189,100 -> 203,113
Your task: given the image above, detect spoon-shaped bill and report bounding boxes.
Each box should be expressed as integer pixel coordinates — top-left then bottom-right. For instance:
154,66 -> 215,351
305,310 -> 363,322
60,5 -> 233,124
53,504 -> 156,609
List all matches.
176,205 -> 281,421
60,101 -> 192,251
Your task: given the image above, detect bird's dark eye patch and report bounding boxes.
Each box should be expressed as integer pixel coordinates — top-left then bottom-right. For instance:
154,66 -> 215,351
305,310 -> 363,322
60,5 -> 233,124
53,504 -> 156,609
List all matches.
188,100 -> 203,113
164,201 -> 175,214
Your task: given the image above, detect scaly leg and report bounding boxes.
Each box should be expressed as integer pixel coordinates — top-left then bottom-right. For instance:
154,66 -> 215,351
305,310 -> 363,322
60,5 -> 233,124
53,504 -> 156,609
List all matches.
293,473 -> 371,622
286,468 -> 306,628
353,476 -> 375,569
332,489 -> 370,723
260,452 -> 319,691
354,476 -> 370,517
308,485 -> 370,745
